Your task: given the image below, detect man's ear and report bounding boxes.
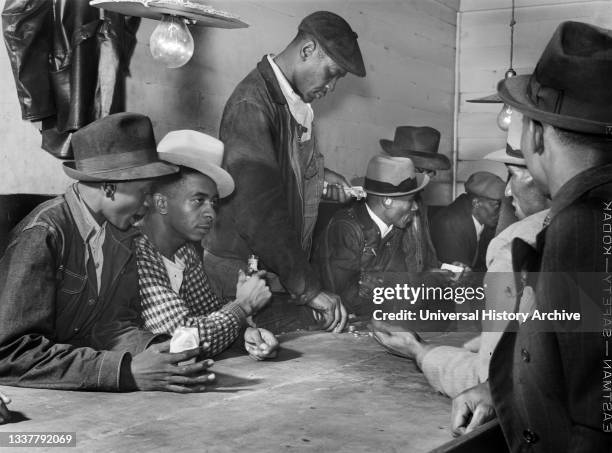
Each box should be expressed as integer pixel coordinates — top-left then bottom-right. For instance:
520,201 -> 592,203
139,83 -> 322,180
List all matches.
152,193 -> 168,215
532,120 -> 545,156
471,198 -> 480,209
300,40 -> 316,60
383,197 -> 393,208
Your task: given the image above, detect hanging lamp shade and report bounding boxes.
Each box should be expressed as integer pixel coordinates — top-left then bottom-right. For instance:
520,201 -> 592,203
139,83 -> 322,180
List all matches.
89,0 -> 249,29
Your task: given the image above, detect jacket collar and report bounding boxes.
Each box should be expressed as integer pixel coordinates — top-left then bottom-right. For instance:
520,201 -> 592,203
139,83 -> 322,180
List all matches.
65,183 -> 139,245
257,56 -> 287,106
548,163 -> 612,222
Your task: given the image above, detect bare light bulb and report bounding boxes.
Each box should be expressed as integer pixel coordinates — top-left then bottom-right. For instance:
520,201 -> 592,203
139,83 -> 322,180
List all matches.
149,15 -> 194,69
497,104 -> 513,131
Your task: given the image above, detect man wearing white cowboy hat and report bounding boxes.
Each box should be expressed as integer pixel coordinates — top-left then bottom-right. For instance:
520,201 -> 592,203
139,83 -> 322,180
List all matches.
314,155 -> 434,315
0,113 -> 216,394
135,130 -> 278,361
449,22 -> 612,451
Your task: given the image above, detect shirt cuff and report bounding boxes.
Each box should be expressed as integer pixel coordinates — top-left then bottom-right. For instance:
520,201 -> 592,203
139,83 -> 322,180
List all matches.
222,300 -> 248,325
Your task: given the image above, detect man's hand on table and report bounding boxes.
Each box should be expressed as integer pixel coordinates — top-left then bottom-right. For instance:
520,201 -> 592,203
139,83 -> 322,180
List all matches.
307,291 -> 348,333
0,390 -> 11,424
244,327 -> 279,360
323,168 -> 352,203
451,381 -> 496,436
131,340 -> 215,393
235,269 -> 272,316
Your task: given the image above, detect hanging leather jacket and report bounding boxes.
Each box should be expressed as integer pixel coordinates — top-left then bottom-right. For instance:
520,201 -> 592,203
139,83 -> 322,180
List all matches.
2,0 -> 140,158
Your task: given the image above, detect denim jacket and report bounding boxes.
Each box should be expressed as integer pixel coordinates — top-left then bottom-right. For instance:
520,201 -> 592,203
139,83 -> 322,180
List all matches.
0,185 -> 158,391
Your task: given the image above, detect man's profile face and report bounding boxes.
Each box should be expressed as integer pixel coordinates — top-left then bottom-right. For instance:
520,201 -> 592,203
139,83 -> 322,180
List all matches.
519,113 -> 549,196
504,165 -> 547,220
103,180 -> 154,230
472,197 -> 501,227
384,194 -> 418,229
295,44 -> 346,103
165,173 -> 218,242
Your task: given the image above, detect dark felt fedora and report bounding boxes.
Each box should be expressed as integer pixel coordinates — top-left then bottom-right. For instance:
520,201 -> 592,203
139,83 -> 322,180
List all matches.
364,155 -> 429,197
299,11 -> 366,77
379,126 -> 451,171
63,113 -> 178,182
497,21 -> 612,136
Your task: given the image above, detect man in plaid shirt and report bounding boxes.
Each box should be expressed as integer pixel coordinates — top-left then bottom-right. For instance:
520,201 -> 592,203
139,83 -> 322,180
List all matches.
136,130 -> 278,359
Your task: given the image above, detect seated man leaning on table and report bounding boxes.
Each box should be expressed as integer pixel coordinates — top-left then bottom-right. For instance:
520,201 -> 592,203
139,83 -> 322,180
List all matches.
136,130 -> 278,360
370,123 -> 550,399
0,113 -> 215,393
314,154 -> 453,316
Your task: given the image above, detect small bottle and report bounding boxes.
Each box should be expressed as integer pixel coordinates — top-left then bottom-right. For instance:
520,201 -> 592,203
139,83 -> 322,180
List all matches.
247,254 -> 259,276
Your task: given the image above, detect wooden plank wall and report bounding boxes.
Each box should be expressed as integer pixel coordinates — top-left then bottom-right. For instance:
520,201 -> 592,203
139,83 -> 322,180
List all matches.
456,0 -> 612,193
0,0 -> 459,206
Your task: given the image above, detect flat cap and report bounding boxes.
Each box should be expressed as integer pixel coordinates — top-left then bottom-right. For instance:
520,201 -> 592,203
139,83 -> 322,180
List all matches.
465,172 -> 505,200
299,11 -> 366,77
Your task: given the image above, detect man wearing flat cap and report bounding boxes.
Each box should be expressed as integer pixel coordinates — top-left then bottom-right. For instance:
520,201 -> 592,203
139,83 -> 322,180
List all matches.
449,22 -> 612,452
430,171 -> 505,273
205,11 -> 366,333
380,126 -> 451,273
314,155 -> 436,315
0,113 -> 215,394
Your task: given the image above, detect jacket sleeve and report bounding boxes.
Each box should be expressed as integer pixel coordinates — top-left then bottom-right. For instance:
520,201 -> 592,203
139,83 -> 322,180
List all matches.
220,99 -> 321,303
0,227 -> 127,391
136,243 -> 246,357
316,218 -> 362,308
2,0 -> 55,120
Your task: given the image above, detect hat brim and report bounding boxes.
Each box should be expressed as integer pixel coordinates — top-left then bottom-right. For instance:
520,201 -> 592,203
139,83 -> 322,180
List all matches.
365,173 -> 430,197
484,148 -> 526,166
62,161 -> 178,182
89,0 -> 248,29
498,76 -> 610,135
379,140 -> 450,171
158,152 -> 235,198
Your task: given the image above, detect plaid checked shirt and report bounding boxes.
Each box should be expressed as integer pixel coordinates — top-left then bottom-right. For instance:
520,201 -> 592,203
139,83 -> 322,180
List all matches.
135,234 -> 247,357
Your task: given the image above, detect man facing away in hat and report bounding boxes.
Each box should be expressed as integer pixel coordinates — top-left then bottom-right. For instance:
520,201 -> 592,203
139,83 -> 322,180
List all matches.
314,154 -> 448,316
449,22 -> 612,452
135,130 -> 278,361
430,171 -> 505,273
0,113 -> 215,394
203,11 -> 367,333
370,120 -> 550,400
380,126 -> 450,273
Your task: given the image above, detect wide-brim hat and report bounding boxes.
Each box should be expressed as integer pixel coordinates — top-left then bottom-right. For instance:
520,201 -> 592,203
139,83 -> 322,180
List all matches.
379,126 -> 451,171
89,0 -> 248,29
157,130 -> 234,198
63,112 -> 178,182
299,11 -> 366,77
497,21 -> 612,136
364,155 -> 429,197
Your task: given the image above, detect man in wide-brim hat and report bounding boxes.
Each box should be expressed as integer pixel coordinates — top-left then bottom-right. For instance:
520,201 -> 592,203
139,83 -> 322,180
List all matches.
449,22 -> 612,452
380,125 -> 450,273
0,113 -> 215,394
135,129 -> 279,361
314,154 -> 433,315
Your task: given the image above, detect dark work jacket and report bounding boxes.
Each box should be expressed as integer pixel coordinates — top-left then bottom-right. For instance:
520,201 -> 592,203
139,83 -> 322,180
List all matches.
2,0 -> 139,158
430,193 -> 494,271
490,164 -> 612,452
313,202 -> 407,314
0,186 -> 160,391
206,56 -> 323,304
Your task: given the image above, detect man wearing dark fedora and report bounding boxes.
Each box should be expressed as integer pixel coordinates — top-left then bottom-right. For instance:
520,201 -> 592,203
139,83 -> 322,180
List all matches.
204,11 -> 366,333
430,171 -> 505,273
0,113 -> 216,393
380,126 -> 450,273
449,22 -> 612,452
314,155 -> 432,315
